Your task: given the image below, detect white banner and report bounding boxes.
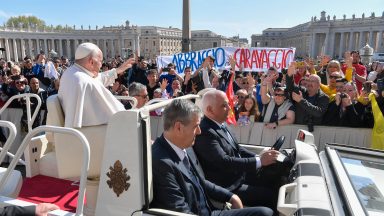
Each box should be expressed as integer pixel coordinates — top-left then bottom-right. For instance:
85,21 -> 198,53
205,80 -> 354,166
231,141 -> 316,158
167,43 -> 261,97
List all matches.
156,47 -> 296,73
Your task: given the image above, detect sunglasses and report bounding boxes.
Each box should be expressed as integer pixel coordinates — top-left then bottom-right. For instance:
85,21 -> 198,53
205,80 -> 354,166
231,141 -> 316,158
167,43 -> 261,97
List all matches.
274,93 -> 285,97
242,82 -> 249,85
237,95 -> 245,99
329,75 -> 341,79
15,81 -> 25,85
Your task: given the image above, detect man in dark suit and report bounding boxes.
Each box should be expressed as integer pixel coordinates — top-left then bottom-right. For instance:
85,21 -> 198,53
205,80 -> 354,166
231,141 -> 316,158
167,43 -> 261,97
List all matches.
193,89 -> 281,210
0,203 -> 59,216
151,99 -> 273,216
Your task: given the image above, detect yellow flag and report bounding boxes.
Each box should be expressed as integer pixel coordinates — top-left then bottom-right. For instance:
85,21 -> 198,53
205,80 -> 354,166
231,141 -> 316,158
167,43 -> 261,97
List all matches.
369,93 -> 384,150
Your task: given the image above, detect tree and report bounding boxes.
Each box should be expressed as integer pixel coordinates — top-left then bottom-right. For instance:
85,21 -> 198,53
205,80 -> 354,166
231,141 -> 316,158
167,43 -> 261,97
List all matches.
6,15 -> 46,28
54,25 -> 73,31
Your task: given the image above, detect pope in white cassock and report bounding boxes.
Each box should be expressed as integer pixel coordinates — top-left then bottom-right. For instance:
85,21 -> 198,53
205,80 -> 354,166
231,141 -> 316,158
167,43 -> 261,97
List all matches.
58,43 -> 135,128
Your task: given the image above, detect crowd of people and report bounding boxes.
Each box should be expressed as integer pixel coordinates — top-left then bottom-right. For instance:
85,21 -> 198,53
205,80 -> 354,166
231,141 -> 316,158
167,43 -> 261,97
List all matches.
1,47 -> 383,132
1,42 -> 383,215
88,50 -> 384,133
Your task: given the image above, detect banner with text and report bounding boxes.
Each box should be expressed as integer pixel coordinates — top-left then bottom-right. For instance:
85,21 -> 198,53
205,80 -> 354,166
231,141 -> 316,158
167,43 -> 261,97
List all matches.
156,47 -> 296,73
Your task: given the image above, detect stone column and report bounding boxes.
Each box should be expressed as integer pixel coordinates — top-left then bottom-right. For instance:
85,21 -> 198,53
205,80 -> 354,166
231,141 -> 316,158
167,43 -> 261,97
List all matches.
359,31 -> 365,48
28,39 -> 33,57
328,33 -> 336,58
5,39 -> 10,61
103,39 -> 107,59
59,39 -> 63,57
348,32 -> 355,51
378,31 -> 383,52
310,33 -> 316,57
21,39 -> 26,58
43,39 -> 48,54
36,39 -> 40,53
66,39 -> 71,59
111,39 -> 115,58
116,39 -> 121,56
369,31 -> 374,47
13,39 -> 19,62
50,39 -> 54,53
339,32 -> 345,58
323,33 -> 329,55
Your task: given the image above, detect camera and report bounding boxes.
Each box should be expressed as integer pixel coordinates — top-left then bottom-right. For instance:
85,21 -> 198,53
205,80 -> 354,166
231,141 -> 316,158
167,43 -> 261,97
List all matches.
162,67 -> 169,72
281,68 -> 288,75
293,86 -> 301,94
340,93 -> 348,99
362,82 -> 372,93
11,75 -> 21,81
377,78 -> 384,94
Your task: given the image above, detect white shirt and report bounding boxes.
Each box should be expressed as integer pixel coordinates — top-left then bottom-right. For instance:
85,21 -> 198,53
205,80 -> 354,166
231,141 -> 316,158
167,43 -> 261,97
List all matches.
58,63 -> 125,128
165,137 -> 186,161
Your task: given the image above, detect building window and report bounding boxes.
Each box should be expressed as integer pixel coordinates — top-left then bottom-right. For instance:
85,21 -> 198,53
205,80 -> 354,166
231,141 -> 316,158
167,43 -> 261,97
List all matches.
153,41 -> 156,46
265,42 -> 268,46
213,42 -> 218,47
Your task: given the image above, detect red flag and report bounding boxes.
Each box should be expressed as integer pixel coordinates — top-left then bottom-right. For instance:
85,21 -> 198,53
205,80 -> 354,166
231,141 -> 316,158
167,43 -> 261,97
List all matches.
226,73 -> 237,125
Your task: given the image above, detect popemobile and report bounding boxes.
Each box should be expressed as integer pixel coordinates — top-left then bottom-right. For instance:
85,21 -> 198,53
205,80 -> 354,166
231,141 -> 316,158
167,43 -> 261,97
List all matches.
0,91 -> 381,216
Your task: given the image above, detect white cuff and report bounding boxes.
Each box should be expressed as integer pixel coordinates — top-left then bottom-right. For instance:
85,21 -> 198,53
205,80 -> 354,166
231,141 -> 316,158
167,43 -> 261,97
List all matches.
255,156 -> 261,169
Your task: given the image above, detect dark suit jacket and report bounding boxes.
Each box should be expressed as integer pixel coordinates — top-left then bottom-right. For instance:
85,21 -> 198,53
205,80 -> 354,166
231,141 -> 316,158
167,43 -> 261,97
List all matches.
150,135 -> 233,215
0,205 -> 35,216
193,117 -> 258,191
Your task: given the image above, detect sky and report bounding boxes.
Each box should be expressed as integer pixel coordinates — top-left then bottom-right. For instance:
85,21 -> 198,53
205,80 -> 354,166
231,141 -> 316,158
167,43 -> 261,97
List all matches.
0,0 -> 383,41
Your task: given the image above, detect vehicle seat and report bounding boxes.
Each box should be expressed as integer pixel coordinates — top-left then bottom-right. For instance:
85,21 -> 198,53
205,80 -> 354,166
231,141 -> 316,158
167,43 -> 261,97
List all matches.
40,94 -> 106,179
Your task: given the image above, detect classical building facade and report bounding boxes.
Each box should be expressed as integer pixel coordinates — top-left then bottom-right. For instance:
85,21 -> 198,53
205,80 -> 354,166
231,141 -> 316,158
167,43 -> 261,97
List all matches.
139,26 -> 182,60
191,30 -> 249,51
0,20 -> 251,62
252,11 -> 384,58
0,21 -> 140,62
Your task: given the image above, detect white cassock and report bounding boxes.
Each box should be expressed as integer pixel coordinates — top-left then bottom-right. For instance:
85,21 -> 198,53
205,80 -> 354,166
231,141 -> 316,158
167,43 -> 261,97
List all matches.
58,63 -> 125,128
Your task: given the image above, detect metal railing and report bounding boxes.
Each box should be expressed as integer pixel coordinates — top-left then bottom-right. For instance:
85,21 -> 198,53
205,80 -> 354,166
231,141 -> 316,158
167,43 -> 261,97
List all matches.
0,93 -> 42,133
140,94 -> 200,112
115,95 -> 138,109
0,125 -> 90,216
0,121 -> 18,165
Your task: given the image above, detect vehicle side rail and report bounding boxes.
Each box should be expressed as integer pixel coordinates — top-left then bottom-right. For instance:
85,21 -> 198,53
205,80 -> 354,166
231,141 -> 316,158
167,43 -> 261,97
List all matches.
144,208 -> 196,216
115,95 -> 137,109
0,121 -> 25,165
141,94 -> 200,112
0,126 -> 90,216
0,93 -> 42,132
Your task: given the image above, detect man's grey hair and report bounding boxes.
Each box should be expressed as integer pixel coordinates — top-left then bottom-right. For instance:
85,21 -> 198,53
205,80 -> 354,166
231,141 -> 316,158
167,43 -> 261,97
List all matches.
128,82 -> 147,96
163,99 -> 202,131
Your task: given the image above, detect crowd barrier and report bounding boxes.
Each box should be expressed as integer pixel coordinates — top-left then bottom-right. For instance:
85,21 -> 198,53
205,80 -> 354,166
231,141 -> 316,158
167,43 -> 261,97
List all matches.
0,109 -> 373,156
150,116 -> 372,151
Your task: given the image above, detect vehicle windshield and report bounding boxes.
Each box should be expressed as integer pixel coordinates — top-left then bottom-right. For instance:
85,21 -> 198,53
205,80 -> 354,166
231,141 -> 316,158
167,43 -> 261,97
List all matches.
341,156 -> 384,215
